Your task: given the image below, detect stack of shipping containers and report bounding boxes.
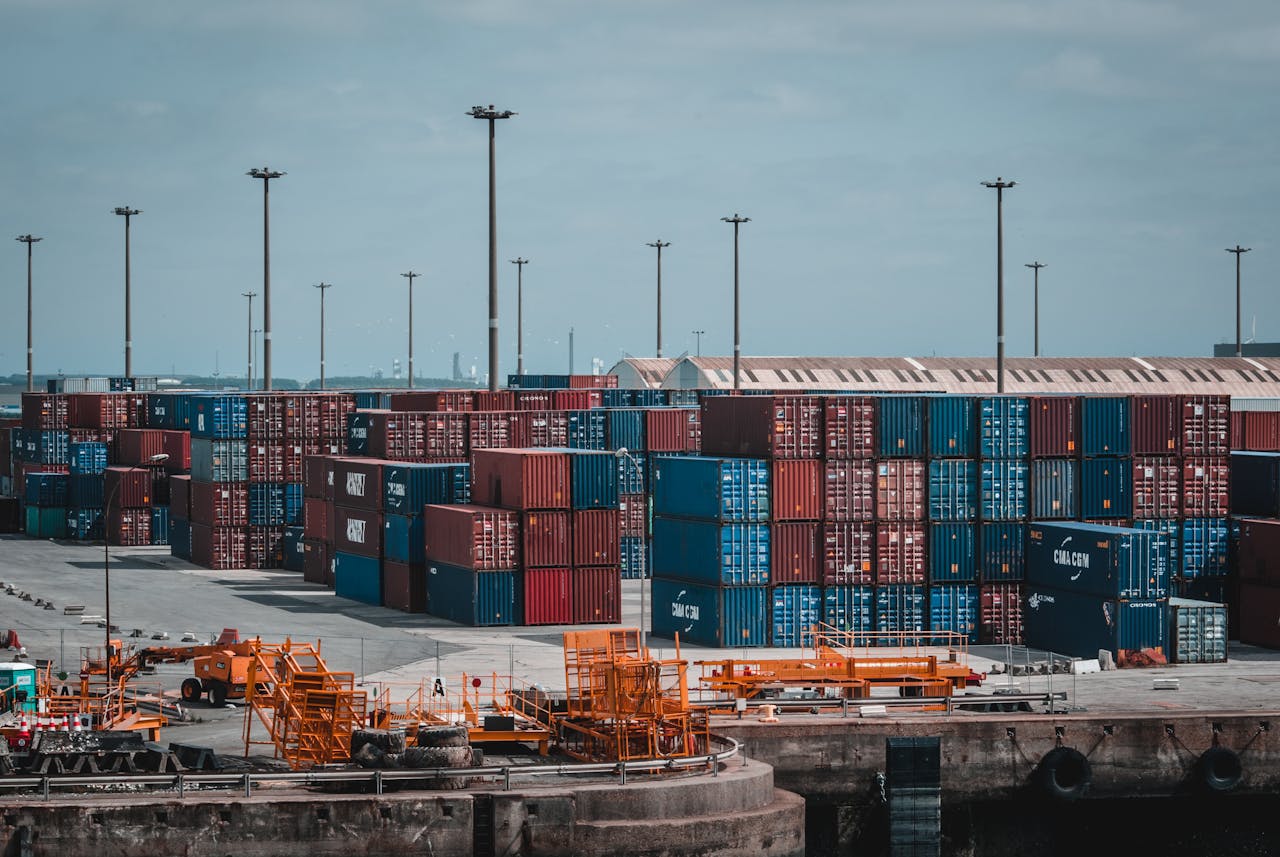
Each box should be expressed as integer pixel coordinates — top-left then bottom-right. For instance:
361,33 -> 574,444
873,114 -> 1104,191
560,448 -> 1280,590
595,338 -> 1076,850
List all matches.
1228,453 -> 1280,651
977,397 -> 1032,646
820,395 -> 877,644
925,395 -> 979,646
381,461 -> 470,612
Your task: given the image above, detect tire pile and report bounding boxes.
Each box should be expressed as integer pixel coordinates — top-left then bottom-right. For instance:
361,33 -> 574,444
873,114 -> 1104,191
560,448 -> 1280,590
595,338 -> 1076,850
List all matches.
349,725 -> 477,790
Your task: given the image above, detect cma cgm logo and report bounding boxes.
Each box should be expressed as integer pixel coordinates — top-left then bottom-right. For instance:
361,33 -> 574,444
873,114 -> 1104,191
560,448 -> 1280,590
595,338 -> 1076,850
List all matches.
1027,593 -> 1056,610
1053,536 -> 1089,580
387,482 -> 406,498
671,590 -> 699,632
351,427 -> 367,439
346,472 -> 366,497
346,518 -> 366,543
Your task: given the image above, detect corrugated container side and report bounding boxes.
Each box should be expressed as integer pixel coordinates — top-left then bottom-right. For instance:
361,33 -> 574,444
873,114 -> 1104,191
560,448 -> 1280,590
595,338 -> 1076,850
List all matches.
383,462 -> 470,514
426,564 -> 518,626
979,397 -> 1029,459
772,458 -> 822,521
1024,587 -> 1167,666
160,430 -> 191,473
618,494 -> 646,537
1080,396 -> 1131,456
1080,456 -> 1132,519
115,428 -> 167,465
979,582 -> 1024,645
190,481 -> 249,528
926,395 -> 976,459
771,521 -> 820,584
332,505 -> 383,558
928,459 -> 977,522
874,584 -> 927,642
823,459 -> 875,522
423,504 -> 520,569
928,584 -> 978,644
565,410 -> 607,451
822,585 -> 876,641
190,439 -> 249,483
522,510 -> 570,568
1130,394 -> 1180,455
302,537 -> 334,586
381,560 -> 427,612
1167,597 -> 1227,664
67,474 -> 104,508
979,521 -> 1025,582
1229,452 -> 1280,517
68,441 -> 108,475
1180,518 -> 1229,579
1026,520 -> 1169,599
875,459 -> 926,522
169,474 -> 191,521
523,567 -> 572,625
605,408 -> 645,452
571,509 -> 619,567
1240,412 -> 1280,451
699,395 -> 823,459
333,551 -> 383,605
620,535 -> 648,579
1131,457 -> 1181,519
650,578 -> 769,647
650,517 -> 770,585
1179,395 -> 1230,456
878,396 -> 925,458
474,390 -> 515,411
564,449 -> 620,510
1133,518 -> 1180,575
1181,456 -> 1229,518
644,408 -> 699,453
470,449 -> 571,511
570,566 -> 621,624
771,584 -> 822,647
1236,517 -> 1280,582
1238,580 -> 1280,648
651,455 -> 770,522
383,513 -> 426,564
875,522 -> 927,585
468,410 -> 513,451
25,505 -> 68,538
929,523 -> 977,583
979,459 -> 1027,522
1029,458 -> 1077,519
823,521 -> 874,585
617,453 -> 647,495
103,466 -> 152,508
823,396 -> 877,460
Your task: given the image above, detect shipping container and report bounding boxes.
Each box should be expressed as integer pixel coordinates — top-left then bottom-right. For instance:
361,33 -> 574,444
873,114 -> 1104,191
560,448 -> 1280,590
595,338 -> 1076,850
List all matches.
1238,411 -> 1280,451
875,459 -> 926,522
564,410 -> 606,451
1025,586 -> 1167,666
381,560 -> 427,612
644,408 -> 699,453
699,395 -> 824,459
771,521 -> 820,584
334,551 -> 383,606
651,517 -> 770,585
282,525 -> 306,572
650,577 -> 769,647
103,466 -> 152,508
823,521 -> 875,585
21,393 -> 68,430
534,448 -> 618,510
1230,451 -> 1280,517
979,396 -> 1029,459
875,584 -> 926,642
467,410 -> 513,451
620,535 -> 649,580
979,582 -> 1024,645
926,395 -> 976,459
1133,518 -> 1180,576
382,461 -> 470,515
473,390 -> 515,412
928,459 -> 977,522
303,455 -> 335,501
332,505 -> 383,558
618,494 -> 646,538
979,459 -> 1027,521
68,441 -> 108,475
1080,396 -> 1130,457
1130,394 -> 1180,455
248,482 -> 302,527
24,472 -> 67,507
189,523 -> 247,570
1238,580 -> 1280,649
190,438 -> 248,483
605,408 -> 645,452
521,510 -> 570,568
188,394 -> 247,439
169,517 -> 191,560
617,452 -> 647,495
302,537 -> 334,586
1236,517 -> 1280,582
160,430 -> 191,473
244,524 -> 285,569
651,455 -> 769,522
303,496 -> 330,542
929,584 -> 978,644
770,584 -> 822,647
345,410 -> 375,456
823,459 -> 875,522
772,458 -> 822,521
169,474 -> 191,521
389,389 -> 475,413
67,473 -> 103,509
426,564 -> 518,626
1026,520 -> 1169,599
875,522 -> 927,585
824,395 -> 877,460
1179,394 -> 1230,456
570,566 -> 621,624
878,396 -> 925,458
471,448 -> 570,511
1167,597 -> 1227,664
822,585 -> 875,641
25,505 -> 68,538
331,457 -> 384,511
1029,458 -> 1077,520
423,504 -> 520,570
383,513 -> 426,564
63,506 -> 98,540
929,523 -> 977,583
523,567 -> 572,624
1179,518 -> 1229,579
106,506 -> 152,546
1079,457 -> 1132,519
189,481 -> 248,527
571,508 -> 619,567
1181,456 -> 1229,518
979,522 -> 1024,582
1131,456 -> 1181,519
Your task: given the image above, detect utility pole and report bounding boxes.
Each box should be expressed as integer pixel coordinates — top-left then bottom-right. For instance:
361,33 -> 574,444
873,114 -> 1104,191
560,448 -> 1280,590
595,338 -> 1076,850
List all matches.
113,207 -> 141,377
401,271 -> 419,388
1025,261 -> 1046,357
1226,246 -> 1251,358
647,240 -> 670,357
981,178 -> 1016,393
721,214 -> 750,390
247,167 -> 285,390
510,257 -> 529,378
468,105 -> 516,392
314,282 -> 332,389
242,291 -> 257,391
16,234 -> 42,392
569,327 -> 574,375
693,329 -> 705,358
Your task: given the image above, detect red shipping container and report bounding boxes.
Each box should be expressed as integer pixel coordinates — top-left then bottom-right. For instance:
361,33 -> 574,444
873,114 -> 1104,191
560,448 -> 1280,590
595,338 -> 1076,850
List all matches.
823,460 -> 875,522
304,455 -> 336,500
423,412 -> 469,459
773,459 -> 823,521
331,458 -> 384,510
823,396 -> 877,460
772,521 -> 820,584
67,393 -> 136,429
304,393 -> 356,440
823,521 -> 874,585
522,510 -> 570,568
572,508 -> 619,567
103,466 -> 152,508
423,504 -> 520,569
471,449 -> 570,510
509,411 -> 569,448
21,393 -> 67,430
302,537 -> 334,586
1242,412 -> 1280,451
170,475 -> 191,521
190,523 -> 247,570
874,522 -> 926,584
190,481 -> 249,527
514,390 -> 552,411
160,430 -> 191,473
115,428 -> 167,466
1236,518 -> 1280,582
245,393 -> 301,439
245,525 -> 285,569
304,496 -> 331,541
303,439 -> 344,457
618,493 -> 647,537
1179,394 -> 1230,456
366,411 -> 423,460
979,583 -> 1024,645
389,390 -> 475,412
106,506 -> 152,546
644,408 -> 700,453
699,395 -> 824,459
382,560 -> 428,612
567,374 -> 618,389
468,411 -> 513,450
333,505 -> 383,558
551,389 -> 601,411
571,566 -> 621,624
248,441 -> 287,484
1131,457 -> 1181,519
1231,411 -> 1245,451
1181,456 -> 1229,517
1130,395 -> 1180,455
523,567 -> 572,625
874,460 -> 926,521
474,390 -> 515,411
1028,395 -> 1077,458
1239,580 -> 1280,649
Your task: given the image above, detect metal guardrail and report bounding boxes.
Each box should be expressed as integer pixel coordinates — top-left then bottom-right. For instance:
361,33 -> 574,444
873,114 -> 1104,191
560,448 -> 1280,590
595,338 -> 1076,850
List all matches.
0,736 -> 743,801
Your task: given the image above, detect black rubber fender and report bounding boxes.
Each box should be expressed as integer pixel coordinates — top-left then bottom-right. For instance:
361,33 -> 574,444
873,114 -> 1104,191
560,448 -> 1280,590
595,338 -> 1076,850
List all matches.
1196,746 -> 1243,793
1033,746 -> 1092,801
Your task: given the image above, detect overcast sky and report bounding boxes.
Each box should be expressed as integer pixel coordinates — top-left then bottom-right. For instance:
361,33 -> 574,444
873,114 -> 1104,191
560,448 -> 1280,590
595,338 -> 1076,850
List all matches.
3,1 -> 1277,383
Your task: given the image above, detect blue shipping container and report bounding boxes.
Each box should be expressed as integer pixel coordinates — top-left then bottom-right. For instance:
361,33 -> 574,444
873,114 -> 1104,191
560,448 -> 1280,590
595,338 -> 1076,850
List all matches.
540,448 -> 619,510
1029,459 -> 1077,519
1133,519 -> 1180,576
620,535 -> 648,580
169,518 -> 191,560
150,506 -> 169,545
566,410 -> 607,451
1080,396 -> 1131,457
383,462 -> 470,514
69,442 -> 109,475
929,523 -> 977,582
1180,518 -> 1229,579
334,551 -> 383,606
651,455 -> 770,522
1027,520 -> 1169,599
927,395 -> 976,458
879,396 -> 925,458
384,513 -> 427,564
617,452 -> 647,494
24,473 -> 68,507
979,397 -> 1029,459
1079,457 -> 1132,519
1229,452 -> 1280,517
345,411 -> 374,456
929,584 -> 979,644
25,430 -> 68,464
248,482 -> 302,526
605,408 -> 646,452
928,459 -> 977,521
980,459 -> 1028,521
650,577 -> 769,647
68,474 -> 105,508
601,389 -> 634,408
282,525 -> 306,572
67,507 -> 103,540
822,585 -> 875,642
634,389 -> 668,408
189,394 -> 248,439
770,584 -> 822,648
1025,586 -> 1167,662
980,521 -> 1025,582
426,563 -> 519,626
875,584 -> 927,642
651,517 -> 770,585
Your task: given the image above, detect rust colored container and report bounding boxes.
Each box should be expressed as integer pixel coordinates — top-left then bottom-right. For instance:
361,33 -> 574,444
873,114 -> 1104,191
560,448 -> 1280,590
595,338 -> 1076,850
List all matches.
700,395 -> 824,459
106,506 -> 152,546
568,374 -> 618,389
475,390 -> 515,411
772,521 -> 820,584
468,411 -> 513,450
1131,456 -> 1181,518
190,523 -> 247,570
1182,456 -> 1229,517
304,393 -> 356,440
302,537 -> 334,586
246,393 -> 302,439
509,411 -> 569,448
1239,580 -> 1280,648
514,390 -> 552,411
571,566 -> 621,624
248,441 -> 287,484
333,505 -> 383,558
772,458 -> 823,521
21,393 -> 68,430
423,504 -> 520,569
1028,395 -> 1077,458
331,457 -> 384,510
366,411 -> 423,460
824,459 -> 875,522
1131,395 -> 1180,455
874,522 -> 926,584
1232,411 -> 1245,450
245,525 -> 285,569
67,393 -> 137,429
523,567 -> 572,625
823,521 -> 874,585
572,508 -> 619,567
304,455 -> 336,500
644,408 -> 700,453
551,389 -> 601,411
471,449 -> 571,510
103,466 -> 152,508
382,560 -> 428,612
823,396 -> 877,460
1239,412 -> 1280,451
1236,517 -> 1280,582
190,481 -> 249,527
170,475 -> 191,521
389,390 -> 475,412
874,460 -> 926,522
423,412 -> 470,459
1179,394 -> 1230,456
522,510 -> 571,568
304,496 -> 331,541
303,439 -> 344,457
979,582 -> 1024,645
115,428 -> 167,466
160,430 -> 191,473
618,493 -> 647,537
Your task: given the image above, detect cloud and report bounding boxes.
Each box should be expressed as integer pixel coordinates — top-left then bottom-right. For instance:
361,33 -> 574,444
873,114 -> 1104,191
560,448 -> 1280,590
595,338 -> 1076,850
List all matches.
1021,49 -> 1156,97
118,100 -> 169,118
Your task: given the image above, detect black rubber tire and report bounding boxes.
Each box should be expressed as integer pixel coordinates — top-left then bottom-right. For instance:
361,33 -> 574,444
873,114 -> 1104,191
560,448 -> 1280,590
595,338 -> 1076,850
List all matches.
1034,747 -> 1092,801
352,728 -> 407,756
1196,746 -> 1243,793
208,681 -> 228,707
180,678 -> 203,703
415,725 -> 470,748
402,746 -> 474,769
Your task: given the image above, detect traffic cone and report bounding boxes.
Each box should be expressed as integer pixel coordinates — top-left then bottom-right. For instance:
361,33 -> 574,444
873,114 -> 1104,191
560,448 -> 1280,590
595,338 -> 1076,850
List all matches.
15,716 -> 30,749
60,715 -> 69,731
72,715 -> 83,733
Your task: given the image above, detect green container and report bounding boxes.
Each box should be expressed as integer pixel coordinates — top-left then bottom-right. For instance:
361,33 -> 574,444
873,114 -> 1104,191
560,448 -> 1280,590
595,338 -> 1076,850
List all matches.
25,505 -> 68,539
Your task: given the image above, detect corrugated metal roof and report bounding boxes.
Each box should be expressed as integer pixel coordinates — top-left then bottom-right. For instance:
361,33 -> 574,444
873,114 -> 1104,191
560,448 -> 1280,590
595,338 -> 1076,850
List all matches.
608,358 -> 680,389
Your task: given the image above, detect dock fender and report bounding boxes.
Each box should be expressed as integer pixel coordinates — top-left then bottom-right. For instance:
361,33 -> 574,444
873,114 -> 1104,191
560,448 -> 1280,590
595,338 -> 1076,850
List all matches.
1196,746 -> 1243,793
1033,746 -> 1091,801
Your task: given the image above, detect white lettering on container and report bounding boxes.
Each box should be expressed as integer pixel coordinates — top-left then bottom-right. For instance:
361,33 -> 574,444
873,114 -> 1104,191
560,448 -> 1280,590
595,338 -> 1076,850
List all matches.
346,518 -> 366,544
346,472 -> 366,497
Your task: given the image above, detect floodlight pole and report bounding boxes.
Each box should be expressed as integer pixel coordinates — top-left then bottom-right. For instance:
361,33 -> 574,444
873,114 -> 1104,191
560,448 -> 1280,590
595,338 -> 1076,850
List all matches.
982,178 -> 1016,393
1226,246 -> 1251,357
693,329 -> 705,358
242,292 -> 257,391
468,105 -> 516,392
113,208 -> 141,378
721,215 -> 750,390
16,235 -> 42,392
402,271 -> 419,388
314,283 -> 332,389
647,240 -> 670,357
510,258 -> 529,377
247,167 -> 285,391
1025,261 -> 1046,357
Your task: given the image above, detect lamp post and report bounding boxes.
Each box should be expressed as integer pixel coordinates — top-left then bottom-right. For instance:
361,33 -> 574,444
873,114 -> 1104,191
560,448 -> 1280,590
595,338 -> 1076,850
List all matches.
647,240 -> 670,357
981,178 -> 1016,393
253,329 -> 262,391
721,215 -> 750,390
1025,261 -> 1045,357
241,291 -> 257,391
16,234 -> 42,392
467,105 -> 516,393
401,271 -> 419,388
113,208 -> 141,378
246,167 -> 285,391
1226,246 -> 1251,357
510,258 -> 528,378
314,283 -> 332,389
693,329 -> 705,358
104,453 -> 169,690
615,448 -> 646,650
